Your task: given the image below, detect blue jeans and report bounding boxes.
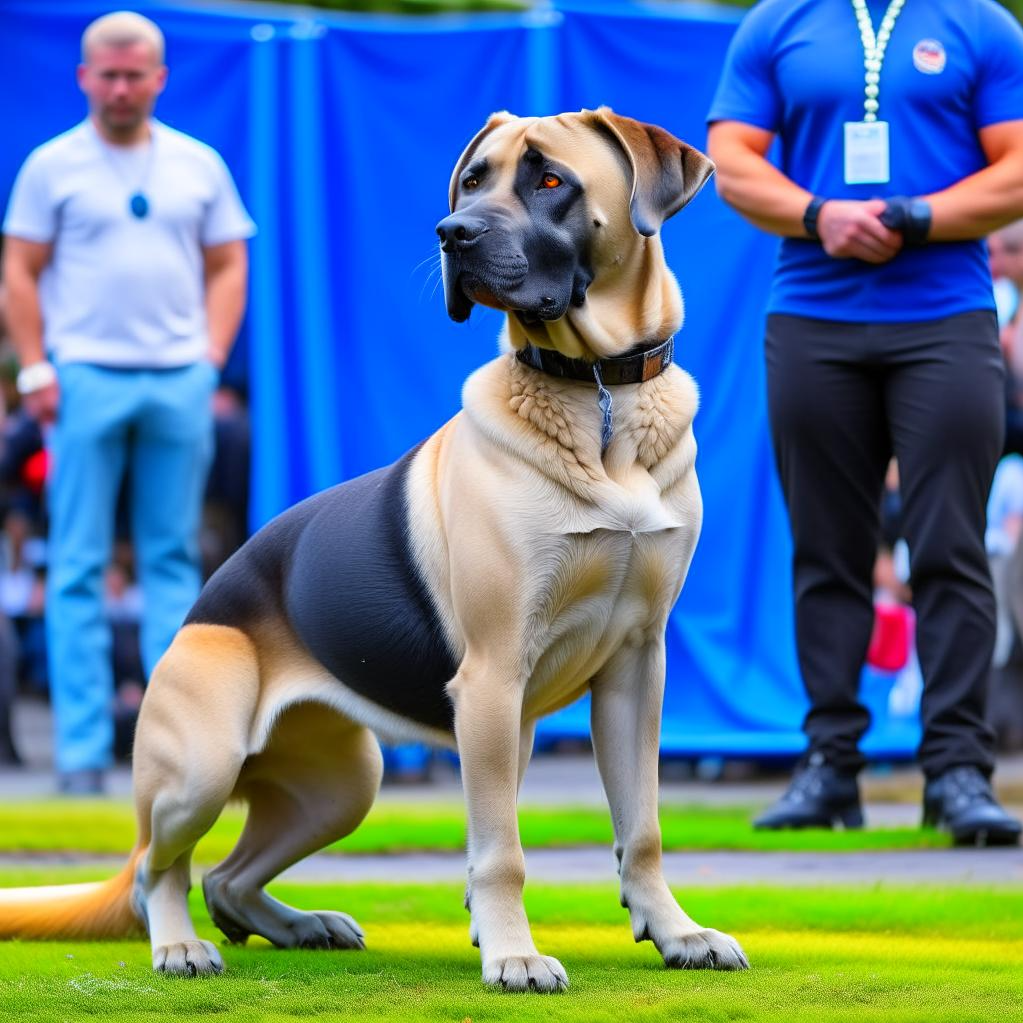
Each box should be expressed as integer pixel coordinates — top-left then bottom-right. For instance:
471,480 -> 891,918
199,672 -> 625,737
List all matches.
47,362 -> 216,773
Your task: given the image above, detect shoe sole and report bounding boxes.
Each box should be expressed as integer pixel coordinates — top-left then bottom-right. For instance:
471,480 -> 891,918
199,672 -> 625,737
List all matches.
950,825 -> 1022,847
922,807 -> 1022,847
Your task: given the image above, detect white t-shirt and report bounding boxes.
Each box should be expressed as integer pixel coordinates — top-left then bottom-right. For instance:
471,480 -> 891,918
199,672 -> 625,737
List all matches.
3,119 -> 256,368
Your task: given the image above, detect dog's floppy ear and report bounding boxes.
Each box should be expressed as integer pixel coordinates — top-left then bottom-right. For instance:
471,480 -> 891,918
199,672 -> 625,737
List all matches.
585,107 -> 715,237
448,111 -> 519,211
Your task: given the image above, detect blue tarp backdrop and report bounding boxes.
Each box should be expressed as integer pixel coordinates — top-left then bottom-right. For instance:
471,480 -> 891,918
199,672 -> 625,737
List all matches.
0,0 -> 921,759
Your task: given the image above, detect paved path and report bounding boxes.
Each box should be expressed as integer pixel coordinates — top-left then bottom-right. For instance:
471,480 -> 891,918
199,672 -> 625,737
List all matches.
2,847 -> 1021,885
283,847 -> 1023,885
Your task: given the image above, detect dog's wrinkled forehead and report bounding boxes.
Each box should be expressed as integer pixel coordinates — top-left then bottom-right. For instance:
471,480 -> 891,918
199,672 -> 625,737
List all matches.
449,108 -> 714,239
448,113 -> 627,215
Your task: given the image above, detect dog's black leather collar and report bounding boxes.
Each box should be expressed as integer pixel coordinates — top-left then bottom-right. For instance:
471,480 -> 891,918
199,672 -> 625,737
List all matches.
515,336 -> 675,384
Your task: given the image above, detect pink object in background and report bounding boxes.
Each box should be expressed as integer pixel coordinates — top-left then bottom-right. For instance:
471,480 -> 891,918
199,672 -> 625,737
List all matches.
867,602 -> 915,673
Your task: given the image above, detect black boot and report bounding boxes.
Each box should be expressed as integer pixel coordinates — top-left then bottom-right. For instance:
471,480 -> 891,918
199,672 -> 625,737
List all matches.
922,765 -> 1022,846
753,753 -> 863,830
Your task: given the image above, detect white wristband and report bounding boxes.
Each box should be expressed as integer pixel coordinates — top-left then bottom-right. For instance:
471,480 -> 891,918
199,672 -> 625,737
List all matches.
16,361 -> 57,395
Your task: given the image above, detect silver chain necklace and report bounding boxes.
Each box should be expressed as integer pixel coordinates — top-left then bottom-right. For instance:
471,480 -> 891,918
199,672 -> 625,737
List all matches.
851,0 -> 907,123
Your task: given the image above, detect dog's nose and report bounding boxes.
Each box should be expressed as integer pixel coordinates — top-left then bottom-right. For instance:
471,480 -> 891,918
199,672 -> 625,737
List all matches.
436,213 -> 488,253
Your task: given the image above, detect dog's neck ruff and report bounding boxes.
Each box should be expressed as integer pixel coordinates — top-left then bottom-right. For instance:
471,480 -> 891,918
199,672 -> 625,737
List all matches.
515,336 -> 675,453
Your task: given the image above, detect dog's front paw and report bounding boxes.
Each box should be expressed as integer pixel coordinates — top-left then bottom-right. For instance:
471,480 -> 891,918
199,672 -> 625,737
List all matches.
153,940 -> 224,977
483,953 -> 568,992
658,928 -> 749,971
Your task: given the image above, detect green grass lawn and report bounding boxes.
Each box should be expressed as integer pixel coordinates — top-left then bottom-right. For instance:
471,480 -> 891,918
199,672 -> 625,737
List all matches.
0,876 -> 1019,1022
0,800 -> 953,859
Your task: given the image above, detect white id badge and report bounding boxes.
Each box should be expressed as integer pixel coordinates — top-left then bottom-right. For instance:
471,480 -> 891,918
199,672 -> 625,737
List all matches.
844,121 -> 890,184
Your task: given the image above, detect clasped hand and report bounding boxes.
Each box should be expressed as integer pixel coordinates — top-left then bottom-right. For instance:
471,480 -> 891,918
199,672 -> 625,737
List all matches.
817,198 -> 904,264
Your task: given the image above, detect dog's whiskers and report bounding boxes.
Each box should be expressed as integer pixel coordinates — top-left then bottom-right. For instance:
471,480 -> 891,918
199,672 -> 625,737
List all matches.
413,247 -> 445,305
410,249 -> 443,279
418,263 -> 444,305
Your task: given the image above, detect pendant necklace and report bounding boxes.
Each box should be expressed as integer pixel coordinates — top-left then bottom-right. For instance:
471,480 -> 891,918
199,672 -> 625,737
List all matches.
96,125 -> 156,219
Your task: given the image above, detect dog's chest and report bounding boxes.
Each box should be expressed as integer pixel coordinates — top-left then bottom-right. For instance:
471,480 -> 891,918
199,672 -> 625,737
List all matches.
520,527 -> 684,719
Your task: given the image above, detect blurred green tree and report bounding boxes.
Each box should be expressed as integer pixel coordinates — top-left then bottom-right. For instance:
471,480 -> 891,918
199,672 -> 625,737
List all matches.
242,0 -> 1021,19
240,0 -> 527,11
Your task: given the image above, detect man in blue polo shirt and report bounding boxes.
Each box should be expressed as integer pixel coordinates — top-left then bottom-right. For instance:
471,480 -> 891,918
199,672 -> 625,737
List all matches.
708,0 -> 1023,844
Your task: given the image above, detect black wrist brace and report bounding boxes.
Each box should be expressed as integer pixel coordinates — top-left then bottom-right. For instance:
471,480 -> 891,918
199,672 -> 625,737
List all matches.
879,196 -> 932,246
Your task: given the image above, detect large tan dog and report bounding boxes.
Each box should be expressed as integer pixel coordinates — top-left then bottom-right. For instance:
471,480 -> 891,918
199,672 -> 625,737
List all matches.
0,108 -> 748,990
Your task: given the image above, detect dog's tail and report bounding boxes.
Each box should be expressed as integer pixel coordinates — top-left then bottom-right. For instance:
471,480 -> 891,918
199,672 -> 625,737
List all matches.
0,844 -> 148,940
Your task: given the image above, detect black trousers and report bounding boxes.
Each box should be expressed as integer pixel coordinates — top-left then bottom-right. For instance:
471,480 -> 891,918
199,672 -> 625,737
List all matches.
765,311 -> 1004,778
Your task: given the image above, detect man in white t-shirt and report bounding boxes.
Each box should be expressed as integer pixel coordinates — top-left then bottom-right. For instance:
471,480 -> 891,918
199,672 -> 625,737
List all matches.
1,10 -> 255,793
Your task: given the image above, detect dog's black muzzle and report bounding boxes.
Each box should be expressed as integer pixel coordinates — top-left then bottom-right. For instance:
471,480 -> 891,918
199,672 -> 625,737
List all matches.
437,205 -> 585,324
437,207 -> 530,322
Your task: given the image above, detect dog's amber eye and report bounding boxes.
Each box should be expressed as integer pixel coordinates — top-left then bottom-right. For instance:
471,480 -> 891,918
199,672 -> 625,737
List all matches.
463,175 -> 479,190
542,174 -> 562,189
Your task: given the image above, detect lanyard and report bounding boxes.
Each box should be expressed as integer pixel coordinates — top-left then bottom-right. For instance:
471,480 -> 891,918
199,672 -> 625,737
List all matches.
851,0 -> 906,122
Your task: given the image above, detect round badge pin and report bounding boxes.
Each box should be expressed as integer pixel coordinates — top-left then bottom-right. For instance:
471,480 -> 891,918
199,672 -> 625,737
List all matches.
913,39 -> 946,75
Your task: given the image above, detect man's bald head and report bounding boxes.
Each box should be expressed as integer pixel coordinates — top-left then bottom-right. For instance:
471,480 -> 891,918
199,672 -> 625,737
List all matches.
82,11 -> 164,65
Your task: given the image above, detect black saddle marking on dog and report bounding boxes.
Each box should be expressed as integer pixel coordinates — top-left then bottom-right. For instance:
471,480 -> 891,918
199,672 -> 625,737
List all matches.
186,446 -> 458,733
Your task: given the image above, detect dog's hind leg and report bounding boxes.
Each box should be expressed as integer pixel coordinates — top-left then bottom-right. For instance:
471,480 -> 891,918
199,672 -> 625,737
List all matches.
131,625 -> 259,976
202,701 -> 381,950
590,639 -> 749,971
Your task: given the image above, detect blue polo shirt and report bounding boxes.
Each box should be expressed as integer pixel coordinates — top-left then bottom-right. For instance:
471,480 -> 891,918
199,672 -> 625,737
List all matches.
707,0 -> 1023,322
